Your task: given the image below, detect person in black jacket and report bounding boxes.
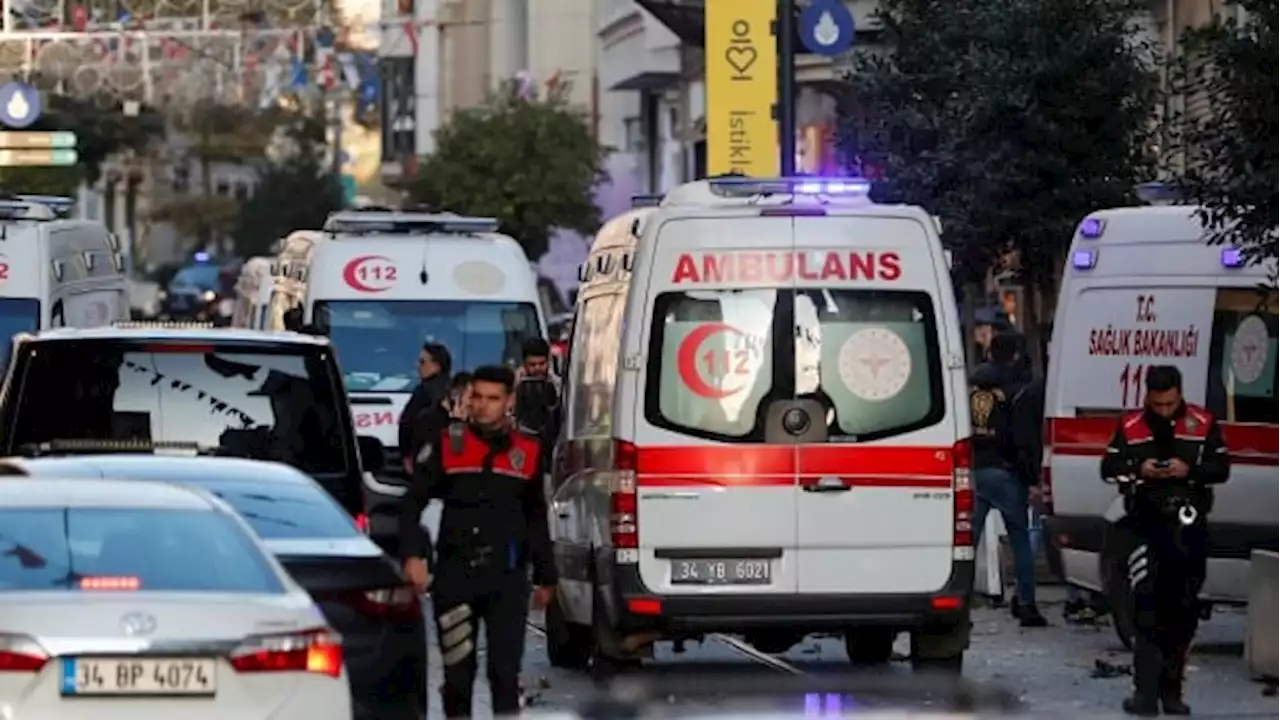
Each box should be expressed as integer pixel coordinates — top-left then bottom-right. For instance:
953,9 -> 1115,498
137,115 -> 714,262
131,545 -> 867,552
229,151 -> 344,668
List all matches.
1100,365 -> 1229,716
398,342 -> 452,473
969,332 -> 1048,627
400,365 -> 556,718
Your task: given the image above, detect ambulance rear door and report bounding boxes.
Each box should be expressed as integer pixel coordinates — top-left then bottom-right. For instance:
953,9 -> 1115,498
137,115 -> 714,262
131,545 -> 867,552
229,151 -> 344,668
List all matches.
630,213 -> 799,596
791,213 -> 961,594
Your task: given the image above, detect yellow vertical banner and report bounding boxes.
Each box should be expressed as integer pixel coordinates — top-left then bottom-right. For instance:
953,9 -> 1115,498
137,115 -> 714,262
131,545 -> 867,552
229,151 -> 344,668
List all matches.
705,0 -> 779,177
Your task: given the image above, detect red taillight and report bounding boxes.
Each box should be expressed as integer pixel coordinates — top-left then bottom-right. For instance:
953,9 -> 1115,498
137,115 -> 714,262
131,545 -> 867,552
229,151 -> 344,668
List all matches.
354,512 -> 369,534
1040,419 -> 1055,515
611,439 -> 639,554
79,575 -> 141,591
229,628 -> 343,678
0,634 -> 48,672
951,439 -> 974,554
627,597 -> 662,615
931,595 -> 963,611
344,586 -> 420,621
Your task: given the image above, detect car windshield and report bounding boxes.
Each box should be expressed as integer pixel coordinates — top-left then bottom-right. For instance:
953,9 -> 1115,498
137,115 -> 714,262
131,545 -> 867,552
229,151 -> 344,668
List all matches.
170,264 -> 221,290
0,507 -> 284,592
126,476 -> 361,540
0,297 -> 38,372
7,341 -> 350,475
314,300 -> 541,391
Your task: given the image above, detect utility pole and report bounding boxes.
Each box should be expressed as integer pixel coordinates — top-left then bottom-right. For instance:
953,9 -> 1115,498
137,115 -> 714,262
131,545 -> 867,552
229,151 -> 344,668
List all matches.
776,0 -> 796,176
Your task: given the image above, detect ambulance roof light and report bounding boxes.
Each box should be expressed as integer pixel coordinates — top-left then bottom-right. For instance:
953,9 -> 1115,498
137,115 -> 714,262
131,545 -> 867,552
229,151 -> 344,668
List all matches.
707,176 -> 873,199
1078,217 -> 1105,239
1072,249 -> 1098,270
1133,181 -> 1181,206
14,195 -> 74,215
631,194 -> 664,208
0,198 -> 60,221
1221,248 -> 1245,268
323,211 -> 500,235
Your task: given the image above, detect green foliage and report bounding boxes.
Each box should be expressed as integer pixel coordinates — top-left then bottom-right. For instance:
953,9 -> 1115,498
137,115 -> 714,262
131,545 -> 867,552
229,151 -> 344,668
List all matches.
0,166 -> 80,197
25,94 -> 164,185
231,114 -> 342,257
407,80 -> 608,261
1168,0 -> 1278,265
837,0 -> 1160,287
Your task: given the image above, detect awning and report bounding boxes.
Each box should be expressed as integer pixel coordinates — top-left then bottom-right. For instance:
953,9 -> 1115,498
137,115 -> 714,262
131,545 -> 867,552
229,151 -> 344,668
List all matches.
636,0 -> 808,52
610,71 -> 682,92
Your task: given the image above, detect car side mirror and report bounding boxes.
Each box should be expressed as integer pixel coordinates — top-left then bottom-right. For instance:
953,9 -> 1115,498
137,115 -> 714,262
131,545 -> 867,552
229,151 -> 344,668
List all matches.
357,435 -> 385,473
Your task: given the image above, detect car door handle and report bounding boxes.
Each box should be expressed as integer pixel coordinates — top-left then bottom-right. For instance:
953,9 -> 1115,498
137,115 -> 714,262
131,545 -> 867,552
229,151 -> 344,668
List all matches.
803,477 -> 851,493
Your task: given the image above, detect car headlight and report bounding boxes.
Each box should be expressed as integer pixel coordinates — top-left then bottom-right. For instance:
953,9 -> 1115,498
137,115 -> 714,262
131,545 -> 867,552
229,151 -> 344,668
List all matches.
202,290 -> 216,302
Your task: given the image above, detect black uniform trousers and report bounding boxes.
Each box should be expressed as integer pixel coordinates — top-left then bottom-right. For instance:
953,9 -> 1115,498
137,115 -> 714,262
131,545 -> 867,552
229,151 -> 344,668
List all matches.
1124,517 -> 1207,700
432,561 -> 530,718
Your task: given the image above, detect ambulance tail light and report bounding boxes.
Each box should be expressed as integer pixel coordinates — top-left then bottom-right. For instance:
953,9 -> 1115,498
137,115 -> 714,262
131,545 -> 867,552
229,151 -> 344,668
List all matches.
1040,419 -> 1055,515
951,438 -> 975,560
610,439 -> 639,559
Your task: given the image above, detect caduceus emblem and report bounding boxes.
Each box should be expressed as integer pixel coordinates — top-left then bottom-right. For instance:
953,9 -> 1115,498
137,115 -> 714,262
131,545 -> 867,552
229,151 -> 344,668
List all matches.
970,388 -> 1005,436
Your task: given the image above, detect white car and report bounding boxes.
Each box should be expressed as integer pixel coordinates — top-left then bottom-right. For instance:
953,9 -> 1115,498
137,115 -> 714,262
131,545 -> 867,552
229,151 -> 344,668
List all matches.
0,477 -> 353,720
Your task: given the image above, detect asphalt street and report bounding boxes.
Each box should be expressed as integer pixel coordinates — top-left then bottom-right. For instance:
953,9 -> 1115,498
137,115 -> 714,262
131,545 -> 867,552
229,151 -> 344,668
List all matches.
420,586 -> 1277,718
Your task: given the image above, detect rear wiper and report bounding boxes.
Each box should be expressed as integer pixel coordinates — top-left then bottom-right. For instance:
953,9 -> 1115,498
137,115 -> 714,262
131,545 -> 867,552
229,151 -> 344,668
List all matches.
19,439 -> 219,458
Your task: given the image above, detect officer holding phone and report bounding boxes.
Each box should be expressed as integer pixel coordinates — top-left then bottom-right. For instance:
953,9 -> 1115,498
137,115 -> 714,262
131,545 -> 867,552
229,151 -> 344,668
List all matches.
1100,365 -> 1230,716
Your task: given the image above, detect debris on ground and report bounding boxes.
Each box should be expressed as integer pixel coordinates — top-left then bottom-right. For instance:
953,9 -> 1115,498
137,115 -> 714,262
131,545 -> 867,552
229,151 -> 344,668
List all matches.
1090,658 -> 1132,679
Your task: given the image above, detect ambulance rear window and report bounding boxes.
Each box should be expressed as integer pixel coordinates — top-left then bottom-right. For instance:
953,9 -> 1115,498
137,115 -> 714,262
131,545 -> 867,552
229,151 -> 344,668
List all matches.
646,288 -> 944,442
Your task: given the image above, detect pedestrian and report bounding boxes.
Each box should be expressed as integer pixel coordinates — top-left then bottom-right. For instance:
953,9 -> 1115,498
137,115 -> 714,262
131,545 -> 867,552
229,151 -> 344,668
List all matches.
399,364 -> 557,718
446,371 -> 473,420
398,341 -> 452,474
512,337 -> 563,474
1101,365 -> 1229,716
968,331 -> 1047,627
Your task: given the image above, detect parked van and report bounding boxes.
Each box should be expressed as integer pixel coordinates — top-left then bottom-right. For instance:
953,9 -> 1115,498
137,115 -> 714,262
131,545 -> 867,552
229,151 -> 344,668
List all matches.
546,177 -> 974,673
1042,203 -> 1278,645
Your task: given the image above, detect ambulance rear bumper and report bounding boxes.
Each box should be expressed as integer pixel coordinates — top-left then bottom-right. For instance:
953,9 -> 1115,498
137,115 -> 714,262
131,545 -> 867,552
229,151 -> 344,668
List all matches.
602,558 -> 974,633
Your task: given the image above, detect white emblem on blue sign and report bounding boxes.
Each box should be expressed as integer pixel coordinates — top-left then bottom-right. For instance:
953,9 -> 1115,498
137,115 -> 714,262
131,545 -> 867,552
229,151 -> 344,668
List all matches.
799,0 -> 856,57
0,83 -> 42,129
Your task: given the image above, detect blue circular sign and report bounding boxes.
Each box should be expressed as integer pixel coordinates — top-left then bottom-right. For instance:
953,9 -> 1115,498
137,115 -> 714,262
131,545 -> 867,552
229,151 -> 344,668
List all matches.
0,83 -> 41,129
799,0 -> 856,57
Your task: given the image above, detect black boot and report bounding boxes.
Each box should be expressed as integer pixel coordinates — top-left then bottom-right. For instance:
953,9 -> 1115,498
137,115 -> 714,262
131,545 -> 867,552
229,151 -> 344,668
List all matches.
1126,638 -> 1162,717
1160,646 -> 1192,715
1122,695 -> 1159,716
1016,603 -> 1049,627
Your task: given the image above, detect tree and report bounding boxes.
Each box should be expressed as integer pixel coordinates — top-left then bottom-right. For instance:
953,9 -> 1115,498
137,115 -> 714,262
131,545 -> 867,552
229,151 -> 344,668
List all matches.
1169,0 -> 1278,265
837,0 -> 1160,296
152,101 -> 284,247
231,114 -> 342,257
407,80 -> 608,261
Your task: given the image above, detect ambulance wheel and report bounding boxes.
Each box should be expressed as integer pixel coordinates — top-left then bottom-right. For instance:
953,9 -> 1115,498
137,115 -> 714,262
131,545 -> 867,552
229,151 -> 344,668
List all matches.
1101,528 -> 1138,651
844,628 -> 896,665
544,594 -> 592,670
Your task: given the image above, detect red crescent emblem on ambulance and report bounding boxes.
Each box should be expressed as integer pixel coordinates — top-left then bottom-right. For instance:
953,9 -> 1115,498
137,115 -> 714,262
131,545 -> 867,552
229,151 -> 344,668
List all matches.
342,255 -> 396,293
676,323 -> 748,399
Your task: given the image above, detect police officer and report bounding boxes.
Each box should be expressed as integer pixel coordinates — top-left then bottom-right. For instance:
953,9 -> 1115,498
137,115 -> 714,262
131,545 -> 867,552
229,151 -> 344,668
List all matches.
399,364 -> 556,718
1100,365 -> 1229,716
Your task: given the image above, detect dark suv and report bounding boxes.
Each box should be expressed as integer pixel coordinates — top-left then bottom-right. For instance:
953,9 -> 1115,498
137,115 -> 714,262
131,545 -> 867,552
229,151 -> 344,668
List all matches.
0,326 -> 392,544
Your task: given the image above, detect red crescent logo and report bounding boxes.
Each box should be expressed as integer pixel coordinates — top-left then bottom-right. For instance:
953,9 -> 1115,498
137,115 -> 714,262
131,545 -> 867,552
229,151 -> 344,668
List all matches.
676,323 -> 749,399
342,255 -> 397,293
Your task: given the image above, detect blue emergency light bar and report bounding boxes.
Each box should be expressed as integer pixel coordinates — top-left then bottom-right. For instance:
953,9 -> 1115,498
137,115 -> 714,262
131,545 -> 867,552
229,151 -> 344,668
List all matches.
15,195 -> 74,213
1072,249 -> 1098,270
1134,181 -> 1181,206
323,211 -> 500,235
631,194 -> 663,208
707,176 -> 873,199
1078,217 -> 1105,239
1221,248 -> 1245,268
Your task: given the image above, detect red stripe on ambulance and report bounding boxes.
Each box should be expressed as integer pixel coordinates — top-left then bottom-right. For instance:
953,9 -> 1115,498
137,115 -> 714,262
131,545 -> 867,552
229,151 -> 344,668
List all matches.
635,445 -> 954,488
1047,416 -> 1278,466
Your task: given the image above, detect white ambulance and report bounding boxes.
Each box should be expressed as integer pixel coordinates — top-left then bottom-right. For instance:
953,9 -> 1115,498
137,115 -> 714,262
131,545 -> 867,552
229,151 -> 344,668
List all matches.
545,177 -> 974,673
261,210 -> 548,471
1042,203 -> 1278,646
0,195 -> 128,366
230,256 -> 276,329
